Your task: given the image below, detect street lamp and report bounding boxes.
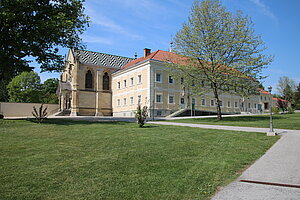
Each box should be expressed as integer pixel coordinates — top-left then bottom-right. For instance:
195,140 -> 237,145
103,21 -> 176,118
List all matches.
267,86 -> 275,136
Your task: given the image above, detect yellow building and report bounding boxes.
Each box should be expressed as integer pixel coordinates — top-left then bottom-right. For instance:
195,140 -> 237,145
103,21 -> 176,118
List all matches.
112,49 -> 272,117
58,48 -> 273,117
57,49 -> 133,116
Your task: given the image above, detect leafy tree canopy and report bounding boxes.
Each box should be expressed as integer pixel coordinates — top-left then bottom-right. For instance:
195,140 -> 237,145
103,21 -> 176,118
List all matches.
7,71 -> 42,103
0,0 -> 89,100
169,0 -> 272,119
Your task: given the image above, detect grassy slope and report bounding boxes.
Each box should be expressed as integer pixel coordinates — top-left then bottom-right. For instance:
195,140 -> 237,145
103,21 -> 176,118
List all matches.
168,113 -> 300,130
0,119 -> 278,200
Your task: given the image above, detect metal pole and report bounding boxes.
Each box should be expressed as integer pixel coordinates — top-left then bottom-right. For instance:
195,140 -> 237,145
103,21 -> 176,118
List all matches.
269,94 -> 273,132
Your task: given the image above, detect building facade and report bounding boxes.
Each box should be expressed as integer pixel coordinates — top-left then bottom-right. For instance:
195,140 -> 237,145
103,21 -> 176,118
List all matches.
58,48 -> 274,117
112,49 -> 272,117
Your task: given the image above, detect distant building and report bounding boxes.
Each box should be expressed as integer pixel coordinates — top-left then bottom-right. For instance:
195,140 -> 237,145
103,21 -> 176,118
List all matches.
58,48 -> 275,117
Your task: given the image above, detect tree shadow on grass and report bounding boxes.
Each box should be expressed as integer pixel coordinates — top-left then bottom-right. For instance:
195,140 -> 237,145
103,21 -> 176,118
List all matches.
26,118 -> 129,126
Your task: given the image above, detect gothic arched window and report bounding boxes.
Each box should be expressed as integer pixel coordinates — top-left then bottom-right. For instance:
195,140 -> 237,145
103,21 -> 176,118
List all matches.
85,70 -> 93,89
103,72 -> 109,90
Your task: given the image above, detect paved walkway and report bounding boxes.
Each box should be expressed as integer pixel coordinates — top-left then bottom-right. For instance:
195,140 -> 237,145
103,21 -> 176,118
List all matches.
148,121 -> 300,200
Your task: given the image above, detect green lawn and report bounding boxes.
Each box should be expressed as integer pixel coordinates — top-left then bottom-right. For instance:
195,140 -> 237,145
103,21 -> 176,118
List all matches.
168,113 -> 300,130
0,119 -> 278,200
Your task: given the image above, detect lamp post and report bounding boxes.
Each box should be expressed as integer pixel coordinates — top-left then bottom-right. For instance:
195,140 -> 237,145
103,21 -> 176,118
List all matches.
267,86 -> 275,136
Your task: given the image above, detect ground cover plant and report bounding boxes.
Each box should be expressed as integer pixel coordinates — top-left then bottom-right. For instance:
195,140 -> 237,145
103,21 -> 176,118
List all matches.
0,119 -> 278,199
167,113 -> 300,130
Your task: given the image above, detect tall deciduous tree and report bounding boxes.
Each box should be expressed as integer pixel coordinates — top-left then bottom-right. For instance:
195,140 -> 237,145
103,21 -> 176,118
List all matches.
7,71 -> 42,103
276,76 -> 296,98
41,78 -> 59,104
0,0 -> 89,101
170,0 -> 272,120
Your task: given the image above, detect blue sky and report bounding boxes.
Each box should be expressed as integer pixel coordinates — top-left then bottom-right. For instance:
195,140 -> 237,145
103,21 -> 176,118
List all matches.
36,0 -> 300,94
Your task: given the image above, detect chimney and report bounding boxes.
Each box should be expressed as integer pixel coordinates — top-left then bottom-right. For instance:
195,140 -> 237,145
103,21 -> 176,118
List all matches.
144,48 -> 151,57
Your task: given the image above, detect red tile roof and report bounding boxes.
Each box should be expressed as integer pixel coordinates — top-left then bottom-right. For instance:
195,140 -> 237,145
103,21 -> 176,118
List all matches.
260,89 -> 271,95
273,97 -> 288,102
121,50 -> 188,70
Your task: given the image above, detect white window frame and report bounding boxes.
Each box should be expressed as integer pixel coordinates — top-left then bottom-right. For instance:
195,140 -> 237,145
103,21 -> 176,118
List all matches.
123,98 -> 127,106
123,80 -> 127,88
201,98 -> 206,106
168,75 -> 174,84
138,75 -> 142,84
156,94 -> 163,104
168,95 -> 175,104
137,95 -> 142,104
130,77 -> 134,86
234,101 -> 238,108
117,99 -> 120,107
180,97 -> 185,104
211,99 -> 215,107
219,100 -> 223,107
227,100 -> 231,108
156,73 -> 162,83
130,96 -> 134,105
117,82 -> 120,89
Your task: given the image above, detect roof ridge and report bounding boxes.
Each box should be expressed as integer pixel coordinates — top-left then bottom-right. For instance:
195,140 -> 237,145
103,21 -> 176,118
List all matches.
75,49 -> 133,60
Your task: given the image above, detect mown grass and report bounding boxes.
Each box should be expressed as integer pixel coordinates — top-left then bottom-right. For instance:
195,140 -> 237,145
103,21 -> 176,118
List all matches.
0,119 -> 278,200
168,113 -> 300,130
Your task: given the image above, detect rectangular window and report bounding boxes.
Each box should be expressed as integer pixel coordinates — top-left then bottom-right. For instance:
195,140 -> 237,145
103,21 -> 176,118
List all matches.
227,101 -> 231,108
117,99 -> 120,106
211,99 -> 215,106
248,103 -> 251,108
169,95 -> 174,104
181,98 -> 185,104
157,110 -> 162,116
123,80 -> 127,88
156,94 -> 162,103
192,98 -> 196,104
201,98 -> 206,106
181,77 -> 184,84
138,75 -> 142,83
235,101 -> 238,108
138,95 -> 141,104
156,73 -> 161,82
168,76 -> 173,84
130,96 -> 134,105
130,77 -> 134,86
117,82 -> 120,89
123,98 -> 126,106
254,103 -> 257,108
219,100 -> 223,107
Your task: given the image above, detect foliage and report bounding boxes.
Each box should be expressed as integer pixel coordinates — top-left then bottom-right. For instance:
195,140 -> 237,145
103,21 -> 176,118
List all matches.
135,104 -> 148,127
41,78 -> 59,104
32,104 -> 48,123
272,107 -> 279,114
287,107 -> 295,114
7,71 -> 42,103
0,114 -> 3,119
0,119 -> 278,199
0,0 -> 89,101
276,99 -> 288,112
295,83 -> 300,109
170,0 -> 272,120
276,76 -> 296,97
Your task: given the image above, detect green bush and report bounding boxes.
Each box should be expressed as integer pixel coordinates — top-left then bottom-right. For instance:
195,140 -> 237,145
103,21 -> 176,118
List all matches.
272,107 -> 280,114
135,104 -> 148,128
287,107 -> 295,114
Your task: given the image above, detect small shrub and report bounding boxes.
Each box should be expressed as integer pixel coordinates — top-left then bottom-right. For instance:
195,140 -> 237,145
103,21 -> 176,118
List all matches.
287,107 -> 295,114
135,104 -> 148,128
32,104 -> 48,123
0,114 -> 4,119
272,107 -> 279,114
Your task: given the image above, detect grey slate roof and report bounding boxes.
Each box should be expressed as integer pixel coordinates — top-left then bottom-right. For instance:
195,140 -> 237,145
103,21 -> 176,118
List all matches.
74,49 -> 133,69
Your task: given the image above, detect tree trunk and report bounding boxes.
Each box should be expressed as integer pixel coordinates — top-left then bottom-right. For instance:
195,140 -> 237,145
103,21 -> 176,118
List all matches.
212,85 -> 222,120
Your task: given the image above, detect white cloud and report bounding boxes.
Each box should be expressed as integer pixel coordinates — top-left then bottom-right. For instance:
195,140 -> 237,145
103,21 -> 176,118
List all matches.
83,35 -> 113,45
250,0 -> 277,21
85,3 -> 142,40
